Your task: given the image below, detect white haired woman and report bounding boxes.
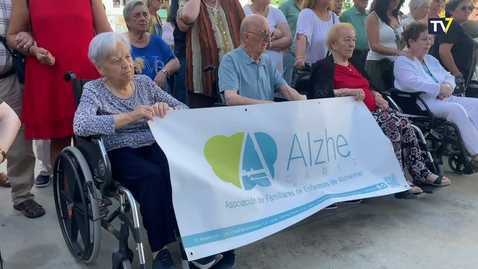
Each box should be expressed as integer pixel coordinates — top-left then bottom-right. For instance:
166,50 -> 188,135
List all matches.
402,0 -> 431,28
73,32 -> 188,269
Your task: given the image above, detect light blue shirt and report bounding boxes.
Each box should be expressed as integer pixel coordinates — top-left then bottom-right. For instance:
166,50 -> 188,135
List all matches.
219,46 -> 287,102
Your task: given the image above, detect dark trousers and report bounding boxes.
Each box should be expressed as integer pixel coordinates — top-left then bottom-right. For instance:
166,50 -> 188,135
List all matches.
108,143 -> 178,252
173,56 -> 188,105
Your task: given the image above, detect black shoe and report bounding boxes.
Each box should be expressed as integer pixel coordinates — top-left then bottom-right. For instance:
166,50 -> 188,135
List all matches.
152,249 -> 178,269
189,254 -> 222,269
342,199 -> 362,204
212,250 -> 237,269
35,175 -> 51,188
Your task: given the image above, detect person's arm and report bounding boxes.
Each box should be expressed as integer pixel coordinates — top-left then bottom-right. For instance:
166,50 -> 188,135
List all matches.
176,0 -> 201,32
157,36 -> 180,75
393,57 -> 441,95
0,101 -> 20,159
270,9 -> 292,51
278,84 -> 306,101
307,60 -> 336,99
219,54 -> 273,106
366,13 -> 405,56
92,0 -> 113,33
295,9 -> 314,66
6,0 -> 31,56
273,59 -> 305,100
73,84 -> 134,137
438,43 -> 460,76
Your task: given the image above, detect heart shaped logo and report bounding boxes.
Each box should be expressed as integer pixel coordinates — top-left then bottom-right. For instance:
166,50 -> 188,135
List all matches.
204,132 -> 277,190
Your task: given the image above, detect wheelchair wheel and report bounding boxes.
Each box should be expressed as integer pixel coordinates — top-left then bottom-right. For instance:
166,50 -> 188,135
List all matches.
53,146 -> 102,263
448,154 -> 465,174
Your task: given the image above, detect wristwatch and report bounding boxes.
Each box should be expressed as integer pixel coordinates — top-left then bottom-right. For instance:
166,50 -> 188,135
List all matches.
161,69 -> 169,76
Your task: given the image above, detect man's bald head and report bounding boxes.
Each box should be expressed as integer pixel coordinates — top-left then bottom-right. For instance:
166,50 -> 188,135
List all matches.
240,14 -> 269,40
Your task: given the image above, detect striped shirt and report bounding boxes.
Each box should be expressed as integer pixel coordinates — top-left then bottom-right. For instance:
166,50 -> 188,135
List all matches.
0,0 -> 12,74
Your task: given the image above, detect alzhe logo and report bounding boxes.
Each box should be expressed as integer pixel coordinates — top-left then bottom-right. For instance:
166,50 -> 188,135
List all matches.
204,132 -> 278,190
428,18 -> 453,34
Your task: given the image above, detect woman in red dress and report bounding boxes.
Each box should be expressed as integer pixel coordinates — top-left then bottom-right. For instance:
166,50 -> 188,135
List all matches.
7,0 -> 112,181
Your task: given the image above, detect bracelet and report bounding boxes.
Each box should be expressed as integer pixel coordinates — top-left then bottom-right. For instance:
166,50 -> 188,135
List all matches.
296,56 -> 305,60
373,93 -> 382,98
27,45 -> 34,56
334,89 -> 342,97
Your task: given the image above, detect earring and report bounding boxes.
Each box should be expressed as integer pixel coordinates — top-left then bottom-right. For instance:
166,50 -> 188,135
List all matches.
333,48 -> 337,51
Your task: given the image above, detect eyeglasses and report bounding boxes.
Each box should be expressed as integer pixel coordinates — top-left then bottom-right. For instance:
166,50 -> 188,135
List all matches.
461,5 -> 474,11
245,30 -> 274,40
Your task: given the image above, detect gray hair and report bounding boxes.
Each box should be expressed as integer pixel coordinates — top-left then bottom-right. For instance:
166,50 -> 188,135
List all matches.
88,32 -> 131,64
409,0 -> 431,10
123,0 -> 147,21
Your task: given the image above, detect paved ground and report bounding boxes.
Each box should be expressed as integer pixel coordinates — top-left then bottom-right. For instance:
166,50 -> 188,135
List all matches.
1,158 -> 477,269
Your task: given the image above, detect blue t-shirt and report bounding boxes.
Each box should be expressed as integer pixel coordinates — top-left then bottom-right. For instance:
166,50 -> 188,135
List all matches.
131,34 -> 176,92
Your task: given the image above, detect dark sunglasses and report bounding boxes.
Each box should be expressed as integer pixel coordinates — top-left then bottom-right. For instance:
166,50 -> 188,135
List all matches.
245,30 -> 274,40
461,5 -> 474,11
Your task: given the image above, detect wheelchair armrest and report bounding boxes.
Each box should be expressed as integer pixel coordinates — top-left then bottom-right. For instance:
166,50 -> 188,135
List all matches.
274,97 -> 288,102
63,71 -> 77,82
213,102 -> 227,107
388,88 -> 427,98
76,135 -> 103,142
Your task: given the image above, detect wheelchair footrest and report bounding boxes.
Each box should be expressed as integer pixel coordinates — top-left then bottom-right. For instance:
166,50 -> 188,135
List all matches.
394,191 -> 425,200
419,184 -> 442,194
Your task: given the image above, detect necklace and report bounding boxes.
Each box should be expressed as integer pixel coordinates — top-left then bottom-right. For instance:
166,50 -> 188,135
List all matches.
334,60 -> 351,71
203,0 -> 219,12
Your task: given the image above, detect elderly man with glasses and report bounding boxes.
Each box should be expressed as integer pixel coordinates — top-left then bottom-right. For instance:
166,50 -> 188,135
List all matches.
219,14 -> 306,106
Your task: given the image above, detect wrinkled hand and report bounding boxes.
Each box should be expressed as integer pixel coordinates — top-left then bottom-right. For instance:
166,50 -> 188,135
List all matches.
133,63 -> 143,74
375,96 -> 389,110
438,83 -> 453,99
15,32 -> 36,49
294,58 -> 306,70
272,29 -> 283,40
31,47 -> 55,66
151,102 -> 174,119
343,88 -> 365,101
129,105 -> 154,121
154,71 -> 167,89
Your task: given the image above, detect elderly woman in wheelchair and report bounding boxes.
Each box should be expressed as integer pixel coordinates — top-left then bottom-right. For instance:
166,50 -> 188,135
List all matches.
73,32 -> 188,268
394,22 -> 478,168
308,23 -> 450,197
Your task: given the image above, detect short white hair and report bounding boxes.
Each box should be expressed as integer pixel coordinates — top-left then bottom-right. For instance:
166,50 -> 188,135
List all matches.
88,32 -> 131,64
409,0 -> 431,10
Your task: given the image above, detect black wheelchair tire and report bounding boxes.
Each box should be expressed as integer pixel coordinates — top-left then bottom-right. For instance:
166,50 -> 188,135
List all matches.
53,146 -> 102,263
448,154 -> 465,174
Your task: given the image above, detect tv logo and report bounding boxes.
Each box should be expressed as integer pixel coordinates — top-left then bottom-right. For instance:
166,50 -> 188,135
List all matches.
428,18 -> 453,34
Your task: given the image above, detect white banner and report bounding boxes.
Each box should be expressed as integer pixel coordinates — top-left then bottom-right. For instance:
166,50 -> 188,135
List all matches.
148,97 -> 409,261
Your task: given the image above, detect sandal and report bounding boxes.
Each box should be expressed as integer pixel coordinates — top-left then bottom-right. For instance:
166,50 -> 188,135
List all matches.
0,172 -> 10,188
13,199 -> 46,218
407,181 -> 424,195
424,174 -> 451,187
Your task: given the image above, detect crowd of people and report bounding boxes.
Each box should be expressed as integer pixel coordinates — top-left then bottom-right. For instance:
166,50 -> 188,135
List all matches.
0,0 -> 477,268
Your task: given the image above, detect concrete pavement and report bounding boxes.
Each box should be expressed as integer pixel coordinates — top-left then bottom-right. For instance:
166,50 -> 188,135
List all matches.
1,159 -> 477,269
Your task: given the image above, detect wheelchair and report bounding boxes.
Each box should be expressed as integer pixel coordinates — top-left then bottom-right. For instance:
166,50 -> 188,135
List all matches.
378,59 -> 475,176
53,72 -> 147,269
